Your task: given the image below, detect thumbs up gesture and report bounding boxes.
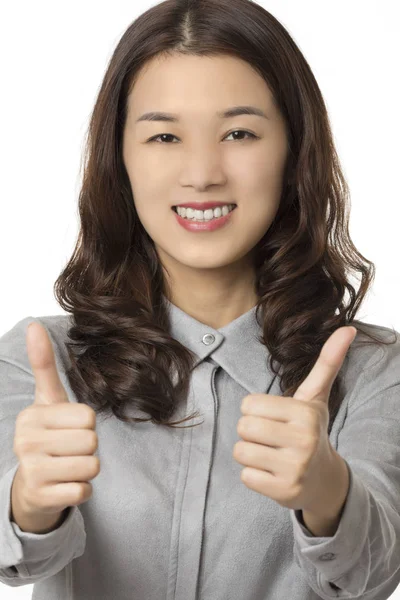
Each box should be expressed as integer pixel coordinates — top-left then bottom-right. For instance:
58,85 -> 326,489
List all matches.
12,322 -> 100,520
233,326 -> 357,517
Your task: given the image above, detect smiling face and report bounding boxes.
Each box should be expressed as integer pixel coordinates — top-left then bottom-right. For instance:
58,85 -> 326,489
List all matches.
122,52 -> 289,296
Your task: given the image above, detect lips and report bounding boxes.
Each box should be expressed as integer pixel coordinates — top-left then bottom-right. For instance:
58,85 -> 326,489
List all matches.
173,202 -> 237,211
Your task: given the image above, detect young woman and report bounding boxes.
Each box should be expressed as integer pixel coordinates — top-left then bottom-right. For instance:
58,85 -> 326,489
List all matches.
1,1 -> 399,599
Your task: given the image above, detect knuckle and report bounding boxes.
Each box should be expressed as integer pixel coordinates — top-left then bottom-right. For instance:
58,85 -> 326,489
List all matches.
89,456 -> 101,475
233,442 -> 243,459
87,431 -> 98,453
80,482 -> 92,502
16,407 -> 34,428
81,404 -> 96,427
15,436 -> 36,455
13,436 -> 22,455
74,483 -> 87,503
237,416 -> 249,435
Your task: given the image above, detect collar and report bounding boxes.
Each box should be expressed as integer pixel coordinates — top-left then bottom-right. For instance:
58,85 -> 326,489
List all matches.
163,296 -> 278,395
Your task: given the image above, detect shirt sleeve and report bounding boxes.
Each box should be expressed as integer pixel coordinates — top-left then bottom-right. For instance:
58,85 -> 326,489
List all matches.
0,316 -> 86,586
289,335 -> 400,599
0,462 -> 86,586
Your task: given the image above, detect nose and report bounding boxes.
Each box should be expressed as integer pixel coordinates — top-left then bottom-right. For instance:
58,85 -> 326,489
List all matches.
178,144 -> 227,191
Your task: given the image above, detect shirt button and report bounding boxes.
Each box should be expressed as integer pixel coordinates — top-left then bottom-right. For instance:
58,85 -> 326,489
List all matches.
202,333 -> 215,345
318,552 -> 336,561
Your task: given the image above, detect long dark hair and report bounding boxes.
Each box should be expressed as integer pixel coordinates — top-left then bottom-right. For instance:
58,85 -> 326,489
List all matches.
53,0 -> 397,434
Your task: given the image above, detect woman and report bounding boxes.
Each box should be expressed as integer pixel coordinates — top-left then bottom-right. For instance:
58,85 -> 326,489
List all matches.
1,0 -> 399,598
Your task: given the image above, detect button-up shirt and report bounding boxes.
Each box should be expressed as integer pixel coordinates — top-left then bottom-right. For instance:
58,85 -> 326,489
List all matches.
1,299 -> 400,599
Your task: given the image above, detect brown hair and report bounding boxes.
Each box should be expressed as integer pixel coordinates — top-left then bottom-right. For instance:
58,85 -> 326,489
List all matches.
53,0 -> 397,434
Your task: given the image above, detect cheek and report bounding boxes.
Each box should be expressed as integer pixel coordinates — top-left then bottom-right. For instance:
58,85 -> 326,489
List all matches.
234,198 -> 281,248
245,207 -> 279,239
232,141 -> 288,194
134,201 -> 166,231
123,146 -> 157,193
244,169 -> 285,200
234,152 -> 283,189
235,161 -> 285,228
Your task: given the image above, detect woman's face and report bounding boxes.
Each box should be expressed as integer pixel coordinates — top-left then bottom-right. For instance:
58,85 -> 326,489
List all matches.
122,53 -> 289,277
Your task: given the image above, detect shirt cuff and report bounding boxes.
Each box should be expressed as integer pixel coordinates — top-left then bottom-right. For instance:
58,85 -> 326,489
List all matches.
289,460 -> 369,582
0,463 -> 85,569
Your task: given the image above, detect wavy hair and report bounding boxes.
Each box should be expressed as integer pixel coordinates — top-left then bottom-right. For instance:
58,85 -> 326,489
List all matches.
54,0 -> 397,435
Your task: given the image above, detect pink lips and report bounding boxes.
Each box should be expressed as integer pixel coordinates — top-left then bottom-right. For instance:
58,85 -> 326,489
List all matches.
174,202 -> 236,211
172,205 -> 237,232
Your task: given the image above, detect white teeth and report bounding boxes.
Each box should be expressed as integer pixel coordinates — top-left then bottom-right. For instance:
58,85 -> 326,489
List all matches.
176,204 -> 235,221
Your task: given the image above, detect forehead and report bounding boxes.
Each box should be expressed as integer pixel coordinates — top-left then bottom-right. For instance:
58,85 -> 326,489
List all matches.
127,53 -> 276,118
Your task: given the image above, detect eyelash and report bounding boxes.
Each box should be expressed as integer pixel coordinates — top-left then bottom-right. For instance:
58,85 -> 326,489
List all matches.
147,130 -> 258,143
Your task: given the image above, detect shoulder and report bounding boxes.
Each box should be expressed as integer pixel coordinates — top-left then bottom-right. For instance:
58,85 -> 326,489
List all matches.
344,319 -> 400,415
350,320 -> 400,370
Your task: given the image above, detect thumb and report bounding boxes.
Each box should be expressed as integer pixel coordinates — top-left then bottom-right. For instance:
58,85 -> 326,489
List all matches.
27,322 -> 70,405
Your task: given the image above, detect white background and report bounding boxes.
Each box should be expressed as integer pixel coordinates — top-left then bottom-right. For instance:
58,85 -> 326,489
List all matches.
0,1 -> 399,598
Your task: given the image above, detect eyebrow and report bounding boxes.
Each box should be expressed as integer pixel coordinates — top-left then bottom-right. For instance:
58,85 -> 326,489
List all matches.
135,105 -> 269,123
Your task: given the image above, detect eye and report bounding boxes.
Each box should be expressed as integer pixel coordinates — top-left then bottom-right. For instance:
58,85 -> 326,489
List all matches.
147,130 -> 258,143
225,130 -> 258,142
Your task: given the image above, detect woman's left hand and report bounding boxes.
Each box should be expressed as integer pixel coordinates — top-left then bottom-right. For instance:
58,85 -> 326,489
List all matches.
233,326 -> 357,512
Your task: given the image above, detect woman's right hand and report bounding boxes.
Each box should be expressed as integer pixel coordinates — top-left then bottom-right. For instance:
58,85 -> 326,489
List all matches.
12,322 -> 100,517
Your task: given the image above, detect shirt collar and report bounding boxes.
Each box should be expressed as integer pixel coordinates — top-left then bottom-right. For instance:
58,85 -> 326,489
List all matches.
163,296 -> 278,395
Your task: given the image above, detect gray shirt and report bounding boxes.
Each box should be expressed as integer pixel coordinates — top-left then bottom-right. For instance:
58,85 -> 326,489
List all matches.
1,299 -> 400,599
